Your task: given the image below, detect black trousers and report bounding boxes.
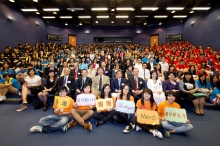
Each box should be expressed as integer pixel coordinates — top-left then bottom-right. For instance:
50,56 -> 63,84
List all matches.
113,112 -> 133,128
93,110 -> 117,122
132,117 -> 161,132
131,92 -> 142,103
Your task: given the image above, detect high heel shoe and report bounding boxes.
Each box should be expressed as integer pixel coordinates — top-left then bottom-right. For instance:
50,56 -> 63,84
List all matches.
43,106 -> 48,112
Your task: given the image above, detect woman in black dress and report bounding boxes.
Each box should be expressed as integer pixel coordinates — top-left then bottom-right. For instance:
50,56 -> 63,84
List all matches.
38,70 -> 58,111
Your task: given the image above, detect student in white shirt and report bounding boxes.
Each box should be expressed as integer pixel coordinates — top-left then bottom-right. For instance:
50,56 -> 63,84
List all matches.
138,63 -> 150,88
134,58 -> 142,71
159,57 -> 169,72
147,70 -> 166,105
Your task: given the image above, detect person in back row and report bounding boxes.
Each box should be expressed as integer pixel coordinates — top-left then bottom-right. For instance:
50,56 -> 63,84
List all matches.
158,91 -> 193,138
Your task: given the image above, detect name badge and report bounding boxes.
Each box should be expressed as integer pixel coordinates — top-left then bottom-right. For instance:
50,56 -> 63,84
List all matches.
55,72 -> 57,74
67,81 -> 71,83
140,82 -> 143,84
122,83 -> 125,86
78,73 -> 80,74
105,71 -> 108,73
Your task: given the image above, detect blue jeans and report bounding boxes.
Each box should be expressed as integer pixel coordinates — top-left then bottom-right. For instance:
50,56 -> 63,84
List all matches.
161,121 -> 193,133
39,114 -> 70,133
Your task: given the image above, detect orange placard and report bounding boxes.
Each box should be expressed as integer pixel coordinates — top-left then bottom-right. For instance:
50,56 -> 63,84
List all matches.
137,109 -> 160,125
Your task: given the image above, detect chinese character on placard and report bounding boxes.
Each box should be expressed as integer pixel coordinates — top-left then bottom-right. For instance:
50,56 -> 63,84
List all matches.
98,102 -> 103,107
106,100 -> 111,106
62,101 -> 67,106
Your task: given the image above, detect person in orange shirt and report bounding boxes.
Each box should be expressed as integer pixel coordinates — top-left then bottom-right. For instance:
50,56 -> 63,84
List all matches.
158,91 -> 193,138
113,84 -> 135,133
93,84 -> 117,127
132,88 -> 163,138
29,86 -> 74,133
63,82 -> 95,131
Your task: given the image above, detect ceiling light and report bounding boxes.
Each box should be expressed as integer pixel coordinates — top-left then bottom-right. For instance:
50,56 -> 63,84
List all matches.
127,21 -> 130,23
159,22 -> 162,25
36,12 -> 40,15
189,11 -> 194,13
116,7 -> 134,11
53,12 -> 57,14
111,9 -> 115,11
141,7 -> 158,11
116,15 -> 129,18
154,15 -> 168,18
21,9 -> 38,12
79,22 -> 82,25
65,22 -> 68,26
43,8 -> 59,11
135,15 -> 148,18
91,8 -> 108,11
8,16 -> 14,21
111,21 -> 114,23
67,8 -> 84,11
96,16 -> 109,18
171,11 -> 175,13
36,22 -> 39,26
42,16 -> 55,19
192,7 -> 211,10
33,0 -> 38,2
85,30 -> 90,33
78,16 -> 91,18
60,16 -> 72,18
144,22 -> 147,25
9,0 -> 15,2
166,7 -> 184,10
173,15 -> 187,18
191,22 -> 194,26
136,30 -> 141,34
95,21 -> 98,23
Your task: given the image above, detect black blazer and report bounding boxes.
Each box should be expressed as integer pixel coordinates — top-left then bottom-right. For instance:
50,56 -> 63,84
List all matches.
128,76 -> 145,92
76,76 -> 92,91
43,67 -> 58,78
57,76 -> 75,91
147,62 -> 156,71
111,78 -> 127,92
70,68 -> 82,78
58,67 -> 65,76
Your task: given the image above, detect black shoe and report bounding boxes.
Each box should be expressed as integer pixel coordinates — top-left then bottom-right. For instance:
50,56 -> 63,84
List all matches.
96,121 -> 100,127
43,106 -> 48,112
123,126 -> 132,133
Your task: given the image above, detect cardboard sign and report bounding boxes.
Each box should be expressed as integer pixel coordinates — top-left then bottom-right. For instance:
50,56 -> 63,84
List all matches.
95,98 -> 113,110
54,96 -> 71,108
116,100 -> 135,114
136,109 -> 160,125
165,107 -> 187,123
76,94 -> 96,106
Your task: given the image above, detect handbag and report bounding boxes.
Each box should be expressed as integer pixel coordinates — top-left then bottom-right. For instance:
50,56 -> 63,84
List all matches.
30,86 -> 42,94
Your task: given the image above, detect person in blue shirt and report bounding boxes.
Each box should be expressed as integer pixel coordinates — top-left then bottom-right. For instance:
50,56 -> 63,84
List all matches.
41,57 -> 49,71
0,62 -> 14,77
142,53 -> 150,63
0,73 -> 20,101
196,74 -> 212,89
79,58 -> 88,70
210,82 -> 220,105
27,64 -> 40,76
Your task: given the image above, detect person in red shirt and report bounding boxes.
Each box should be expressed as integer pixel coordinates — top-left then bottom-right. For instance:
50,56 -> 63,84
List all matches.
214,62 -> 220,72
186,54 -> 197,65
176,60 -> 188,77
212,54 -> 220,66
197,61 -> 211,71
197,67 -> 209,79
197,54 -> 208,65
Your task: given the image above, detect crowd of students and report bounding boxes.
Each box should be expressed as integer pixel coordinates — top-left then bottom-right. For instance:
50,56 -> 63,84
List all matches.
0,41 -> 220,138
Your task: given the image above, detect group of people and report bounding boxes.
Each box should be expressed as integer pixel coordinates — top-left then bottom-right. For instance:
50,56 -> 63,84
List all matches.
0,40 -> 219,137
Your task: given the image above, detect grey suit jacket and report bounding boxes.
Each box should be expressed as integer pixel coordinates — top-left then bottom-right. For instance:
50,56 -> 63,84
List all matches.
92,75 -> 110,92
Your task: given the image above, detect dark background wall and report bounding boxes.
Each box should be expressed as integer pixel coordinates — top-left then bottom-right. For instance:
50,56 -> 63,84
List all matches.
47,22 -> 183,46
182,7 -> 220,50
0,3 -> 47,52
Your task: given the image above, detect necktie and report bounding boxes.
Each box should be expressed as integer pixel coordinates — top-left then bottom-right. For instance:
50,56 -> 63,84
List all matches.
144,69 -> 146,79
63,76 -> 66,86
136,77 -> 138,90
81,77 -> 85,89
99,76 -> 102,91
118,79 -> 121,90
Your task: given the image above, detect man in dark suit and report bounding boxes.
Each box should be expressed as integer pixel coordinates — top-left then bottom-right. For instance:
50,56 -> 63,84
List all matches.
43,62 -> 58,78
101,61 -> 111,77
128,68 -> 145,103
73,69 -> 92,101
58,61 -> 69,77
147,57 -> 156,71
111,70 -> 127,93
57,68 -> 75,96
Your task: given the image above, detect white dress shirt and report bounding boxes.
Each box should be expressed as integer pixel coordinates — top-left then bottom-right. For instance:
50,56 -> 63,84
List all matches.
138,68 -> 150,79
159,61 -> 169,71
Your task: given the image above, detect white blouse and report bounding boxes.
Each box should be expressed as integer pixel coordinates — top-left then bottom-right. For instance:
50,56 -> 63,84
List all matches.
147,79 -> 163,92
24,75 -> 41,86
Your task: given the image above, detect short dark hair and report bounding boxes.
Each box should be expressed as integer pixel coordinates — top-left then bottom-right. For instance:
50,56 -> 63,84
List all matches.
58,86 -> 68,92
27,68 -> 36,75
82,82 -> 91,93
3,73 -> 11,78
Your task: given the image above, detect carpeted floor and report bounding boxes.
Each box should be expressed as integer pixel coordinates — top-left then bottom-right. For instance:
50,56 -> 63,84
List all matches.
0,100 -> 220,146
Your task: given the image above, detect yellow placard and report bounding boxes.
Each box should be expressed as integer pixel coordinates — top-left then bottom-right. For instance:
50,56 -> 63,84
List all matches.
54,96 -> 71,108
95,98 -> 113,110
137,109 -> 160,125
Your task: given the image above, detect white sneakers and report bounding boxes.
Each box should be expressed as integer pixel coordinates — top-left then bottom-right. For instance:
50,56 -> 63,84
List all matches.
152,129 -> 163,139
30,126 -> 43,133
136,125 -> 142,131
0,96 -> 6,101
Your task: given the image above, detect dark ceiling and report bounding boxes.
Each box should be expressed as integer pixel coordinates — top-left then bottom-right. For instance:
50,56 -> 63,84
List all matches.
2,0 -> 219,26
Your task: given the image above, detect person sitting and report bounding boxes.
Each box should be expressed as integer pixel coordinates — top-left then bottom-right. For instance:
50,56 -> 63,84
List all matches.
63,83 -> 95,132
58,61 -> 68,77
158,91 -> 193,138
92,67 -> 110,97
0,74 -> 20,101
209,75 -> 219,89
100,61 -> 111,77
125,65 -> 133,80
131,88 -> 162,138
163,72 -> 181,106
179,71 -> 206,116
87,63 -> 97,79
93,84 -> 117,127
154,64 -> 165,82
210,82 -> 220,105
111,70 -> 127,94
113,84 -> 135,133
111,64 -> 121,79
74,69 -> 92,101
196,74 -> 212,96
43,62 -> 58,78
0,62 -> 14,76
29,86 -> 74,133
16,64 -> 28,86
38,70 -> 58,111
16,68 -> 42,112
147,70 -> 166,106
139,63 -> 150,88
